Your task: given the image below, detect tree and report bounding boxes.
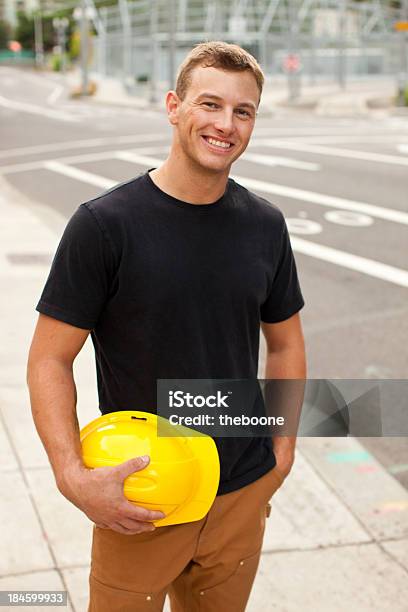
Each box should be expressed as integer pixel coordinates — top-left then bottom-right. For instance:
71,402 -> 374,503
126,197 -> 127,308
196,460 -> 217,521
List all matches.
14,12 -> 55,51
14,12 -> 35,50
0,19 -> 12,49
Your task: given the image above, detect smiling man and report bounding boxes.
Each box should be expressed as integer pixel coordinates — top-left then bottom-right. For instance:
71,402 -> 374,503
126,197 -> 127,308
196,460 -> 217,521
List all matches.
151,59 -> 260,199
27,42 -> 305,611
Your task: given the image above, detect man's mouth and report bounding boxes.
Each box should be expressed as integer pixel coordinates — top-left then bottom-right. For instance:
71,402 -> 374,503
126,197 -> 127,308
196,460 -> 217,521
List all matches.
202,136 -> 234,151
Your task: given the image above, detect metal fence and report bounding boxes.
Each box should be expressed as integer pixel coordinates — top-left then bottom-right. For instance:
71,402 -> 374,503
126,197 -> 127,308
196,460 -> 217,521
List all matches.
83,0 -> 404,92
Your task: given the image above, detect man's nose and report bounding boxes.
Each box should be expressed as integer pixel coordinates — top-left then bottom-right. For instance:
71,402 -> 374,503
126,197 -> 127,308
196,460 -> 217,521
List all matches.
213,109 -> 235,134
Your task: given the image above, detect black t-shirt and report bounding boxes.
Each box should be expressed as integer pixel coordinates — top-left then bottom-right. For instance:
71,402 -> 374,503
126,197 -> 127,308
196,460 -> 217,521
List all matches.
37,171 -> 304,494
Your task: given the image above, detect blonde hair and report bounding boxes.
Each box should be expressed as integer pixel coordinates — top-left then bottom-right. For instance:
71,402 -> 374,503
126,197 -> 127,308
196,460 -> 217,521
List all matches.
176,41 -> 264,102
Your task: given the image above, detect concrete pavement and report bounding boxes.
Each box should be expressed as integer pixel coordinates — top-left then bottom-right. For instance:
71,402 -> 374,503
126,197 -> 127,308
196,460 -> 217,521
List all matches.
62,68 -> 405,118
1,173 -> 408,611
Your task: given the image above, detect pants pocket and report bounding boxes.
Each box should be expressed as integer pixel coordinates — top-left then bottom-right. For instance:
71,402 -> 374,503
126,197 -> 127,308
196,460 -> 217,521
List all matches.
197,549 -> 262,612
89,573 -> 166,612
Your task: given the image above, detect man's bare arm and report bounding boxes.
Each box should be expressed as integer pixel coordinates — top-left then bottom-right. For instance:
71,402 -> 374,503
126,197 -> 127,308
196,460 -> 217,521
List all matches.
27,313 -> 165,534
27,313 -> 89,487
261,312 -> 306,478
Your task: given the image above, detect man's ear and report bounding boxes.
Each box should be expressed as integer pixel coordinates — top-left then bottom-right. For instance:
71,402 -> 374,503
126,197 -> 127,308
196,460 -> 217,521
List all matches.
166,90 -> 181,125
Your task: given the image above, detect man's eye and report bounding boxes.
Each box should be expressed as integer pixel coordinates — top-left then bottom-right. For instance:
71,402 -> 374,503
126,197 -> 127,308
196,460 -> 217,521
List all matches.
203,102 -> 219,109
236,109 -> 251,118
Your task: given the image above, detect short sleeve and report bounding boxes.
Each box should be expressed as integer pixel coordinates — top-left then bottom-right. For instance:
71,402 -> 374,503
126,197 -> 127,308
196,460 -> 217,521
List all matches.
36,203 -> 116,330
260,221 -> 304,323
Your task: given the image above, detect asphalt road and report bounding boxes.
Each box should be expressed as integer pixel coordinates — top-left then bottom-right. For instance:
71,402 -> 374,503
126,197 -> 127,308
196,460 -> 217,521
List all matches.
1,66 -> 407,487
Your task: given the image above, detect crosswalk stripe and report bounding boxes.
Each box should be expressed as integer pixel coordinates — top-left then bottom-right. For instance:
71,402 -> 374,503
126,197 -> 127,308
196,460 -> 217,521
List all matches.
43,161 -> 115,189
234,175 -> 408,226
291,237 -> 408,288
242,152 -> 320,171
251,138 -> 408,167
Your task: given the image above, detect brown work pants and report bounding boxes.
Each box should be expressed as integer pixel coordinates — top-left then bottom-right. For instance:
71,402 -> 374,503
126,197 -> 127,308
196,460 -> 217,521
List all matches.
88,466 -> 284,612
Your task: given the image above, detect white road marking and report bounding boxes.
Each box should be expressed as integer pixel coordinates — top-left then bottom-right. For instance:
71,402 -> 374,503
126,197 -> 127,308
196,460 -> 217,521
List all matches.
324,211 -> 374,227
118,149 -> 319,172
251,138 -> 408,166
41,159 -> 408,288
47,85 -> 64,105
253,124 -> 408,138
253,125 -> 374,136
233,175 -> 408,226
0,133 -> 168,160
4,149 -> 406,228
1,152 -> 116,174
0,147 -> 168,175
286,219 -> 322,234
397,144 -> 408,154
242,152 -> 320,171
0,95 -> 80,123
252,135 -> 408,145
42,161 -> 115,189
291,237 -> 408,288
114,150 -> 167,167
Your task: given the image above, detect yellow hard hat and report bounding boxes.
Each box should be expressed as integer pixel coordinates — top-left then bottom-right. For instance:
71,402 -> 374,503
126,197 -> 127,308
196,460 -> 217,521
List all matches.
80,410 -> 220,527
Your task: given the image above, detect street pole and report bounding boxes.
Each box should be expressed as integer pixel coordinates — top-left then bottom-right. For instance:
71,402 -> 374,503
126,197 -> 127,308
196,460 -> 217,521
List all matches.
80,0 -> 89,95
309,12 -> 316,86
34,12 -> 44,69
337,0 -> 346,90
53,18 -> 69,74
149,0 -> 159,104
99,7 -> 108,76
287,0 -> 301,101
168,0 -> 176,90
60,23 -> 67,74
397,0 -> 408,105
119,0 -> 132,83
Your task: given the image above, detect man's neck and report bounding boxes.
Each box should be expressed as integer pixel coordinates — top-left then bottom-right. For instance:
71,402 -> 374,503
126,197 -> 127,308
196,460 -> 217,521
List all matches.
149,153 -> 230,205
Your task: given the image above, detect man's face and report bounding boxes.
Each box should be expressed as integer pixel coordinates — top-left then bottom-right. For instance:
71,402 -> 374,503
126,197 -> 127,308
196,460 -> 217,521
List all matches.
169,65 -> 259,174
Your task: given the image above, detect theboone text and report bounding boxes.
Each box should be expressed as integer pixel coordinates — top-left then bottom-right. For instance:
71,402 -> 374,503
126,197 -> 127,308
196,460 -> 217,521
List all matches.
169,414 -> 285,427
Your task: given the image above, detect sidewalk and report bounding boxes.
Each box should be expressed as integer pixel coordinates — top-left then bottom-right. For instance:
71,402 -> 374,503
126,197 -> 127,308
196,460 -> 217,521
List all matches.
62,68 -> 405,117
1,175 -> 408,611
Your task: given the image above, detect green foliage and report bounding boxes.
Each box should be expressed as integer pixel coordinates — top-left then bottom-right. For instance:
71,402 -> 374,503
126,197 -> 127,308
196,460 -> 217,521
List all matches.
405,86 -> 408,107
14,12 -> 54,51
0,19 -> 12,49
14,11 -> 74,53
69,30 -> 81,61
51,53 -> 61,71
14,12 -> 34,50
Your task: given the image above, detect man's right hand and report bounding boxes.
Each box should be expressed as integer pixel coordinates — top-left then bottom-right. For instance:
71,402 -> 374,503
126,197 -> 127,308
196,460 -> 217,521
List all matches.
58,455 -> 166,535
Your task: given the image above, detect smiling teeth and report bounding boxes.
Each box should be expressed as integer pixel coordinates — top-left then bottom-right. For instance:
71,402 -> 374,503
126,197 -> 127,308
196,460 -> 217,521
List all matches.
207,138 -> 231,149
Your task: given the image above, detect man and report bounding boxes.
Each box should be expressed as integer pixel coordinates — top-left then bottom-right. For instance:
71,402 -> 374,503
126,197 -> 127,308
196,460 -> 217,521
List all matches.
27,41 -> 305,611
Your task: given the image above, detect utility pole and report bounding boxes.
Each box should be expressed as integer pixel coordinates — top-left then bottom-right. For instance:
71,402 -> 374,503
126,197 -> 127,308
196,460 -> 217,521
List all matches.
99,7 -> 108,77
287,0 -> 301,101
149,0 -> 159,104
168,0 -> 176,90
34,12 -> 44,69
53,17 -> 69,74
80,0 -> 89,94
74,0 -> 92,94
396,0 -> 408,105
337,0 -> 347,89
119,0 -> 132,83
